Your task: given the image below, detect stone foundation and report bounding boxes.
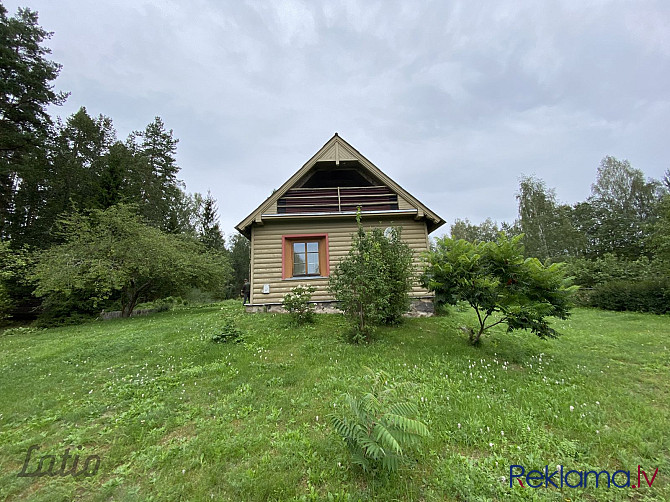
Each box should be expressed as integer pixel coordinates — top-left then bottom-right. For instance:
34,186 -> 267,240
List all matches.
245,297 -> 434,317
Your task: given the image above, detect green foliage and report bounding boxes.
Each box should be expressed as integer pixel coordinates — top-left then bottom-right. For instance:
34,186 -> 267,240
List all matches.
211,317 -> 244,343
329,213 -> 414,342
0,242 -> 14,320
0,241 -> 35,320
585,156 -> 662,259
516,175 -> 584,260
449,217 -> 500,243
198,190 -> 225,251
283,284 -> 316,325
0,5 -> 67,240
225,233 -> 250,299
651,193 -> 670,269
1,326 -> 42,336
140,296 -> 188,312
589,279 -> 670,314
423,234 -> 576,344
127,116 -> 185,232
0,5 -> 66,155
564,253 -> 660,289
329,368 -> 429,473
33,204 -> 231,319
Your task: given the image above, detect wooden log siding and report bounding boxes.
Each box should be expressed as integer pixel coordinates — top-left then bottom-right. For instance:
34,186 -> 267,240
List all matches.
250,217 -> 431,304
276,186 -> 399,214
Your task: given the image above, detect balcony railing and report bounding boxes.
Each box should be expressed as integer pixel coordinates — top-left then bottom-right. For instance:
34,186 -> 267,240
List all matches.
277,186 -> 399,214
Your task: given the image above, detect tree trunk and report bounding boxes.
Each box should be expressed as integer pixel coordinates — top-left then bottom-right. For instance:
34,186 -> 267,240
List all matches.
121,280 -> 150,317
472,326 -> 485,345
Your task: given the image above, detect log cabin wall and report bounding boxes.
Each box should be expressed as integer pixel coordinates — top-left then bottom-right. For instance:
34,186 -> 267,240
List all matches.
249,216 -> 431,305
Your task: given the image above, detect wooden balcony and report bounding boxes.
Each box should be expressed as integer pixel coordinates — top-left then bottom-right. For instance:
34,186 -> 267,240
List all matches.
277,186 -> 399,214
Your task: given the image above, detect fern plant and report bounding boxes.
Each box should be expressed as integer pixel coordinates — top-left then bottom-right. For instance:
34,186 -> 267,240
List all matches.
211,317 -> 243,343
329,368 -> 429,473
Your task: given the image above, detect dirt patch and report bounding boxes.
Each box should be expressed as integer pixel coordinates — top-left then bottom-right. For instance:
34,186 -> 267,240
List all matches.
159,424 -> 196,446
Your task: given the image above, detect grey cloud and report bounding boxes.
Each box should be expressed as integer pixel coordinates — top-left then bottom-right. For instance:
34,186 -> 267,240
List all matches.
4,0 -> 669,235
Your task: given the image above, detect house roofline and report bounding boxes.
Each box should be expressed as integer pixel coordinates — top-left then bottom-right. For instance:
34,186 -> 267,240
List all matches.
235,133 -> 445,238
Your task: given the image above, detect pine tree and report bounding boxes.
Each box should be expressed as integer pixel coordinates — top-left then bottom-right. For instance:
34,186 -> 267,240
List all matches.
129,117 -> 183,230
0,5 -> 67,239
199,191 -> 225,251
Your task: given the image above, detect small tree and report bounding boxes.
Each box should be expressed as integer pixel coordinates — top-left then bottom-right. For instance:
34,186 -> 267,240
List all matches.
329,213 -> 414,342
283,284 -> 316,325
33,205 -> 230,317
423,234 -> 576,345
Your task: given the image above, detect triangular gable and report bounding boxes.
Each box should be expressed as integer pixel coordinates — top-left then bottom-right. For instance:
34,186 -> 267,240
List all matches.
235,133 -> 444,236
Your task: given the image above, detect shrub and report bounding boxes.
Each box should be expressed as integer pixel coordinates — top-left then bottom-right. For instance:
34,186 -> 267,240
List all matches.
151,296 -> 187,312
329,368 -> 429,473
589,279 -> 670,314
564,254 -> 659,288
283,284 -> 316,325
1,326 -> 43,336
328,212 -> 414,342
0,284 -> 10,322
423,234 -> 576,344
211,318 -> 243,343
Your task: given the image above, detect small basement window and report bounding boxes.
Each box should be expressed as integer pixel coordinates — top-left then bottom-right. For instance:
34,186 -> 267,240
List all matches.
282,234 -> 329,279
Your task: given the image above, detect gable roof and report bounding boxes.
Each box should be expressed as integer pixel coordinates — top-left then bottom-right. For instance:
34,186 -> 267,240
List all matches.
235,133 -> 445,237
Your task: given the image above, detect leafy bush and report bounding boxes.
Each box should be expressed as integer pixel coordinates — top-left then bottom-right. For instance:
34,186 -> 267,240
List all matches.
36,291 -> 104,327
329,213 -> 414,342
589,279 -> 670,314
146,296 -> 188,312
211,317 -> 244,343
329,368 -> 429,473
1,326 -> 43,336
423,234 -> 576,344
0,285 -> 10,322
564,254 -> 659,288
283,284 -> 316,325
0,242 -> 35,321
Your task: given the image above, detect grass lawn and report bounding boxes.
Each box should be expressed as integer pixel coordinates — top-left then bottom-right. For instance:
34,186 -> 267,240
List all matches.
0,302 -> 669,501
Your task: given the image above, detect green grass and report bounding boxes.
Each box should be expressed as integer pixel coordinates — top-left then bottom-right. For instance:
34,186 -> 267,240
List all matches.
0,302 -> 668,501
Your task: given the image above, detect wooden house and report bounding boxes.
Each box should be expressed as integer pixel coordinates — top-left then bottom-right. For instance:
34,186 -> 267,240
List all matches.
235,133 -> 445,313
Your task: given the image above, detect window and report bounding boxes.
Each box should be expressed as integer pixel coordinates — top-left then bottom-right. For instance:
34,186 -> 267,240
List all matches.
282,234 -> 329,279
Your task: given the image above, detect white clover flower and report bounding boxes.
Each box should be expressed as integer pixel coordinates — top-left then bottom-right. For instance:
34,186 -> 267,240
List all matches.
570,406 -> 574,412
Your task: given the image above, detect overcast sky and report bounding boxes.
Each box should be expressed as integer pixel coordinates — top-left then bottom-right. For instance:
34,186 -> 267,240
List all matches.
5,0 -> 670,238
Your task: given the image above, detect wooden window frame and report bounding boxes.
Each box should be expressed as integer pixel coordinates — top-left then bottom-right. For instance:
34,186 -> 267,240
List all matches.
282,234 -> 329,280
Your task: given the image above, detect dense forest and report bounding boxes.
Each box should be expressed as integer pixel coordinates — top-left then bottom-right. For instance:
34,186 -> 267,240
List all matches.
0,5 -> 248,324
